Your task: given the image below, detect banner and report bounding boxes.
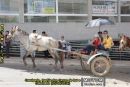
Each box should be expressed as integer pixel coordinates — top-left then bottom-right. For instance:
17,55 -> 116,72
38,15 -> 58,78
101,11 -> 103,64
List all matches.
92,1 -> 117,14
27,0 -> 55,14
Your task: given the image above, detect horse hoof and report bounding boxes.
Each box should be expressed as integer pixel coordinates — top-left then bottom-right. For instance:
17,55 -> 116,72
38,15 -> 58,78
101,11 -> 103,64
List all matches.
59,69 -> 64,73
61,66 -> 64,69
36,68 -> 40,71
51,69 -> 56,72
24,64 -> 28,67
33,66 -> 36,69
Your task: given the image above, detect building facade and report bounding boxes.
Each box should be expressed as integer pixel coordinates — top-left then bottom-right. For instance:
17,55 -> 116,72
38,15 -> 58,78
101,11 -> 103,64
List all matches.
0,0 -> 130,23
0,0 -> 130,40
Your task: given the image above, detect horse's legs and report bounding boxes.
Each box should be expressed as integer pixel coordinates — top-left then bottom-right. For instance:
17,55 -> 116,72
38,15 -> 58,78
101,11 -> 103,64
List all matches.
59,52 -> 64,69
31,57 -> 36,68
48,49 -> 58,70
23,51 -> 28,66
57,41 -> 65,70
31,51 -> 36,68
54,50 -> 65,71
54,57 -> 58,70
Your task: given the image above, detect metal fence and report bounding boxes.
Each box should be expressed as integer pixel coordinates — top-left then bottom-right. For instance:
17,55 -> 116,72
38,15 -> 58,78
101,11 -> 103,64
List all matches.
3,40 -> 130,60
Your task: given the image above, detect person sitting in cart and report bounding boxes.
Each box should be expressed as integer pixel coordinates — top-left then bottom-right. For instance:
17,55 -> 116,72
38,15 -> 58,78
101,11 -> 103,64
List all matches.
102,30 -> 114,51
82,34 -> 101,55
98,31 -> 103,42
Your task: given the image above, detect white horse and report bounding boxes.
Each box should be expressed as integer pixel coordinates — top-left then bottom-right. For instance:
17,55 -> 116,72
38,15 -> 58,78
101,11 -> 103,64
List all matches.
10,26 -> 64,71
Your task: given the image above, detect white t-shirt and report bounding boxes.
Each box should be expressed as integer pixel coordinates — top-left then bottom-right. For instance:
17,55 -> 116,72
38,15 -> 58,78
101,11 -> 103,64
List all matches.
29,33 -> 38,43
59,39 -> 66,48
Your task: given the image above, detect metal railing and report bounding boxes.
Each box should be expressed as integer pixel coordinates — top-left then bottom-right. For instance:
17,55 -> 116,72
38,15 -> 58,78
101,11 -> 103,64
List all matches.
3,40 -> 130,60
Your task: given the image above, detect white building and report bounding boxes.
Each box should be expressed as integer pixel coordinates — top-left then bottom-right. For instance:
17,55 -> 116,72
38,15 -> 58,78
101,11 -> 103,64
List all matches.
0,0 -> 130,40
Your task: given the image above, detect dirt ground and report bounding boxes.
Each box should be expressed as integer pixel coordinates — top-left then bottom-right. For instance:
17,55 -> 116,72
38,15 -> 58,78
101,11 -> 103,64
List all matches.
0,57 -> 130,87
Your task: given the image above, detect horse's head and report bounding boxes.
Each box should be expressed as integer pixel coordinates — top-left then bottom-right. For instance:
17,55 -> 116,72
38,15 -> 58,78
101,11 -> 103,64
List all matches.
10,26 -> 22,38
119,34 -> 127,50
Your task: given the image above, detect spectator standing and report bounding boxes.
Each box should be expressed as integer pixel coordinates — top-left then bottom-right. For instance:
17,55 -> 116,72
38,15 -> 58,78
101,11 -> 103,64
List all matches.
59,36 -> 67,58
59,36 -> 67,50
4,31 -> 11,58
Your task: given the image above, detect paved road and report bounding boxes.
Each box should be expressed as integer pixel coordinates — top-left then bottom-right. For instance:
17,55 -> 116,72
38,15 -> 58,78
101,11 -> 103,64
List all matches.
0,57 -> 130,87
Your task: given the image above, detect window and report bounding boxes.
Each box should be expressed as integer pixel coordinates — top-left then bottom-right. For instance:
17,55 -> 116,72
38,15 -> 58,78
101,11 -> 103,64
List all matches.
25,0 -> 56,14
24,0 -> 56,22
58,0 -> 88,14
0,0 -> 19,13
120,1 -> 130,22
120,1 -> 130,14
24,0 -> 88,23
59,16 -> 87,22
0,16 -> 19,23
0,0 -> 19,23
121,16 -> 130,22
24,16 -> 56,22
58,0 -> 88,23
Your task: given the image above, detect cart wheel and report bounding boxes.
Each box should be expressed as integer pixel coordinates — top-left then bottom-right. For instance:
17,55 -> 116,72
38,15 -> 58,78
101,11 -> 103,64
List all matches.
90,56 -> 111,76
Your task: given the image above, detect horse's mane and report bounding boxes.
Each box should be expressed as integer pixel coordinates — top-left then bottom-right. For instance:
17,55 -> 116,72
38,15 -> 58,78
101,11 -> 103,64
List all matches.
19,29 -> 29,36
